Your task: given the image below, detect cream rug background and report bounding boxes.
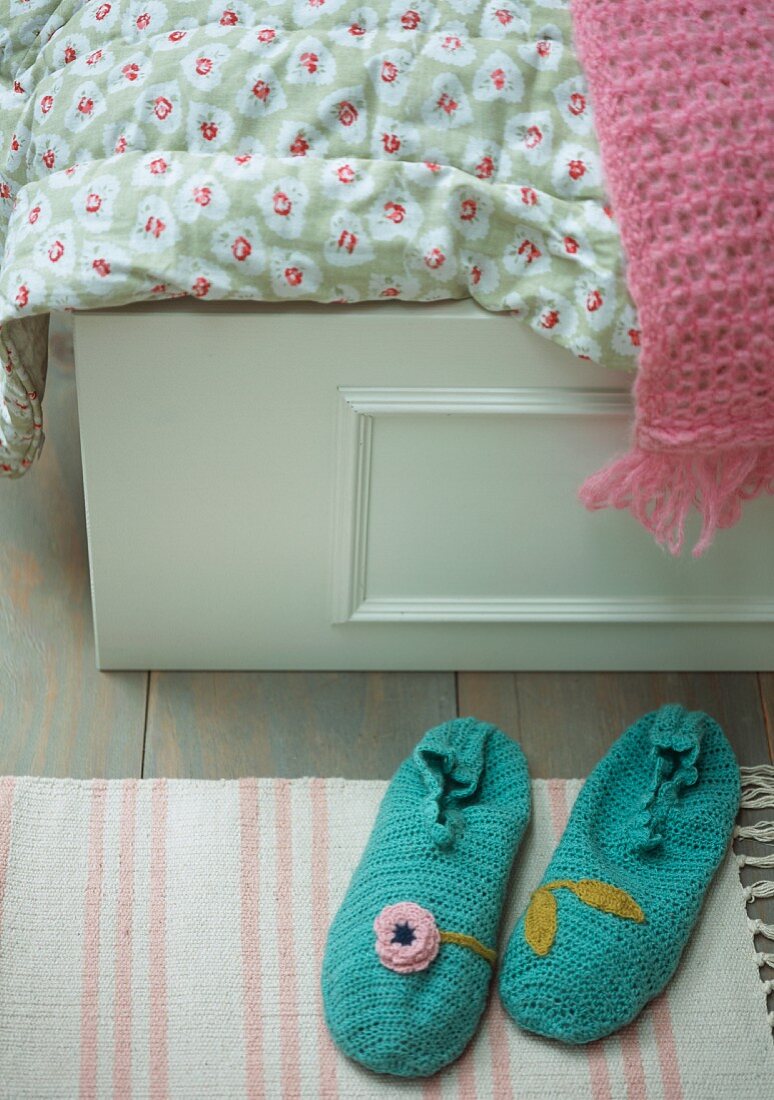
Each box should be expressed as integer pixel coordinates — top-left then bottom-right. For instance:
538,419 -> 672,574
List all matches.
0,775 -> 771,1099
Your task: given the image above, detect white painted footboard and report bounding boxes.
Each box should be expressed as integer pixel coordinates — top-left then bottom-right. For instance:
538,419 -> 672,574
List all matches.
73,300 -> 774,669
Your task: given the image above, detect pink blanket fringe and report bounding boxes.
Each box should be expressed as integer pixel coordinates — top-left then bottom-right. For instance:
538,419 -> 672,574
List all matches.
580,446 -> 774,558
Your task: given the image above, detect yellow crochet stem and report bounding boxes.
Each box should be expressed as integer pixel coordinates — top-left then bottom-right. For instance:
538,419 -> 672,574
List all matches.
439,930 -> 497,965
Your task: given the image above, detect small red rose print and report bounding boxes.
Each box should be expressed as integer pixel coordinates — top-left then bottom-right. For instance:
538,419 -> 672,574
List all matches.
40,94 -> 54,114
524,125 -> 542,149
586,289 -> 602,312
64,45 -> 76,63
460,198 -> 477,221
284,266 -> 303,287
0,183 -> 10,200
123,63 -> 140,81
401,10 -> 421,30
380,286 -> 400,297
425,247 -> 445,269
48,239 -> 65,262
300,52 -> 319,74
381,60 -> 398,83
168,29 -> 186,42
42,149 -> 56,169
382,133 -> 400,154
11,134 -> 19,152
115,135 -> 127,153
491,68 -> 506,91
338,101 -> 358,126
568,159 -> 586,180
252,80 -> 271,102
192,277 -> 210,297
603,204 -> 613,219
348,22 -> 366,36
536,39 -> 551,58
540,309 -> 559,329
273,191 -> 292,216
337,164 -> 355,183
196,57 -> 213,76
495,9 -> 513,26
149,157 -> 167,174
87,50 -> 102,66
92,258 -> 111,277
232,236 -> 252,261
568,92 -> 586,116
95,3 -> 111,19
517,239 -> 541,264
193,186 -> 212,206
443,34 -> 462,51
424,161 -> 441,173
564,236 -> 579,254
151,283 -> 167,294
13,81 -> 25,94
289,133 -> 309,156
85,192 -> 102,213
257,28 -> 276,43
200,121 -> 218,141
78,96 -> 95,115
15,285 -> 29,308
437,92 -> 458,116
220,9 -> 238,26
470,264 -> 482,285
136,12 -> 151,31
384,201 -> 405,224
475,156 -> 494,180
28,206 -> 41,224
234,154 -> 252,165
154,96 -> 173,120
628,328 -> 641,347
145,216 -> 166,238
337,230 -> 358,254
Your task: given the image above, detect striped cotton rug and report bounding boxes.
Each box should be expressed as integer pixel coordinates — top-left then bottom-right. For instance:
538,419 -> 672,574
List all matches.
0,775 -> 771,1099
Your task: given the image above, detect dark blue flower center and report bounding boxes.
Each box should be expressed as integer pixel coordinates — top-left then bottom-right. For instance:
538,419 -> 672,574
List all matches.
391,921 -> 416,946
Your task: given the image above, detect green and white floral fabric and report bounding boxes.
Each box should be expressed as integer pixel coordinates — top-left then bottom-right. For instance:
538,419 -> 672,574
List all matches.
0,0 -> 638,476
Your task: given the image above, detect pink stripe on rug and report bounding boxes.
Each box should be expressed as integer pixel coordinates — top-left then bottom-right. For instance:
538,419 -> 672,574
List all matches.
274,779 -> 302,1099
114,779 -> 138,1100
0,776 -> 15,937
553,781 -> 613,1100
619,1020 -> 647,1099
239,778 -> 264,1100
149,779 -> 169,1100
79,780 -> 108,1100
310,779 -> 338,1098
650,994 -> 683,1100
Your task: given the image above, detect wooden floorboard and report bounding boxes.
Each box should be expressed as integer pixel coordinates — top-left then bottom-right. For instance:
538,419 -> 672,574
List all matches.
457,671 -> 769,776
758,673 -> 774,762
0,315 -> 147,777
143,670 -> 457,779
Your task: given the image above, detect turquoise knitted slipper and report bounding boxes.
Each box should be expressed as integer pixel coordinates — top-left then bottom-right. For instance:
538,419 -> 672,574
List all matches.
498,704 -> 740,1044
321,718 -> 530,1077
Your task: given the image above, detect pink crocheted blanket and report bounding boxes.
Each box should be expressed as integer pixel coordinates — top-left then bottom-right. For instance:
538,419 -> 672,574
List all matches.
573,0 -> 774,555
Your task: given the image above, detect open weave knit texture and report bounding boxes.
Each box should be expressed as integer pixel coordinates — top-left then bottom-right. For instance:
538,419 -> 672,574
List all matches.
322,719 -> 531,1077
499,706 -> 741,1043
0,771 -> 772,1098
572,0 -> 774,555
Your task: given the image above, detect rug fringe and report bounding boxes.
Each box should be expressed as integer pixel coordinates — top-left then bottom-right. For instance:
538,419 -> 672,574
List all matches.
736,766 -> 774,1034
579,447 -> 774,557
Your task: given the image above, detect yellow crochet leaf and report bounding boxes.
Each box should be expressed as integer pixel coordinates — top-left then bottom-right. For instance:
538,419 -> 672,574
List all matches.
524,887 -> 558,956
568,880 -> 645,923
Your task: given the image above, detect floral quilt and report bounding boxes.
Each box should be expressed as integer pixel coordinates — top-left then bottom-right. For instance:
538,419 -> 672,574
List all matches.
0,0 -> 638,476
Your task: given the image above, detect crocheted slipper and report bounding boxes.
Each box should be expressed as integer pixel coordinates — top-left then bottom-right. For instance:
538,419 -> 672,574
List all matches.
498,704 -> 740,1044
321,718 -> 530,1077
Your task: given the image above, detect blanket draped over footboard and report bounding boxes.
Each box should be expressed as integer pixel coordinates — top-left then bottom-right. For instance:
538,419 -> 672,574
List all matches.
573,0 -> 774,555
1,0 -> 772,553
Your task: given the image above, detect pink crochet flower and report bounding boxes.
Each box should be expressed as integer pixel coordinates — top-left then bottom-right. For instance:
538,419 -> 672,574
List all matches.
373,902 -> 441,974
